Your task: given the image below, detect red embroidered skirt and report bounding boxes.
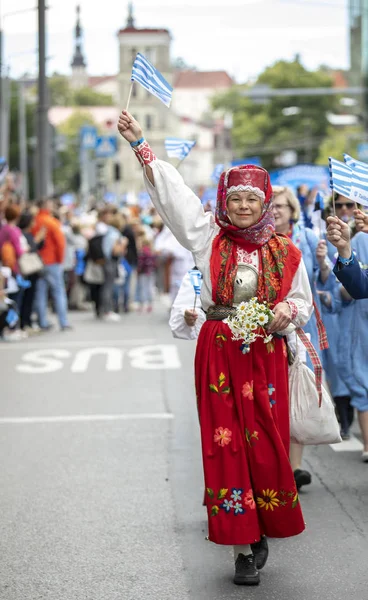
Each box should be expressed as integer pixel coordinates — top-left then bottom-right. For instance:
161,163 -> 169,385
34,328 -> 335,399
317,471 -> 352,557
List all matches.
195,320 -> 305,545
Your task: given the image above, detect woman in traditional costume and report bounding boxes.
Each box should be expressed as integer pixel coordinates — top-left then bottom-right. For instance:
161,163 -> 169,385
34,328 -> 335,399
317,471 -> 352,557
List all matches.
118,111 -> 313,586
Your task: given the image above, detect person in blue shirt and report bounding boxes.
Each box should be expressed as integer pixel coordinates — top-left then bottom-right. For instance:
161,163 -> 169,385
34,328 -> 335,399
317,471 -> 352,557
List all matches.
326,203 -> 368,462
327,209 -> 368,299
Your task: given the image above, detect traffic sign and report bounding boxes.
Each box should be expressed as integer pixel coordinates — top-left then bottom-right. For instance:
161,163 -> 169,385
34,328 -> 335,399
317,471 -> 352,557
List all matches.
95,136 -> 118,158
80,126 -> 97,150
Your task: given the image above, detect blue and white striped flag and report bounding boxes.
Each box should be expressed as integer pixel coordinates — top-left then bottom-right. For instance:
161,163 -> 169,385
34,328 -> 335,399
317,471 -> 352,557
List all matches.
328,157 -> 352,197
343,153 -> 368,208
131,53 -> 173,107
211,164 -> 224,184
165,137 -> 196,160
188,269 -> 202,296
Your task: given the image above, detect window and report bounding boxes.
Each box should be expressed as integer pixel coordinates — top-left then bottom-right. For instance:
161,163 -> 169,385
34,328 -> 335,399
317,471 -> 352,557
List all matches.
145,114 -> 153,130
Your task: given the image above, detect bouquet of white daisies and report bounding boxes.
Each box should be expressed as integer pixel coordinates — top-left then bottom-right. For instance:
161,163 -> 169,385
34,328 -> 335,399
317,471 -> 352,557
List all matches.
223,297 -> 274,353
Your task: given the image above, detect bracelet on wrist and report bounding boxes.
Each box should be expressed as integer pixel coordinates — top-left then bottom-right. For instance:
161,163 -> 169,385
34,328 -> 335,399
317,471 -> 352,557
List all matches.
130,137 -> 145,147
338,253 -> 354,266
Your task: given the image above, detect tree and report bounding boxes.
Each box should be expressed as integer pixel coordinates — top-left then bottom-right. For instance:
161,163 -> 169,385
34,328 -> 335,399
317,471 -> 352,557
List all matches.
54,111 -> 98,193
72,87 -> 114,106
315,126 -> 363,166
47,75 -> 114,107
212,58 -> 342,170
48,75 -> 73,106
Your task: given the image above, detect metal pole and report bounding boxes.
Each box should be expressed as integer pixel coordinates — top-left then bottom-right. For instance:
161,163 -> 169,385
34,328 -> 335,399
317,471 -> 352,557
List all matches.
18,80 -> 29,201
36,0 -> 48,199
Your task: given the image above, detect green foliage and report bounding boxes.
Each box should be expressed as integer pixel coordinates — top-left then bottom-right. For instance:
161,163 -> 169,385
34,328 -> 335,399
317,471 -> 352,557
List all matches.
54,111 -> 98,193
212,58 -> 344,170
48,75 -> 114,107
72,87 -> 114,106
315,126 -> 362,165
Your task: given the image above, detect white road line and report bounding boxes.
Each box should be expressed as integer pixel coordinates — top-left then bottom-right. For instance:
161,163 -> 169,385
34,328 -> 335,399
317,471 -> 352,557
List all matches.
0,339 -> 155,350
330,434 -> 364,452
0,413 -> 174,424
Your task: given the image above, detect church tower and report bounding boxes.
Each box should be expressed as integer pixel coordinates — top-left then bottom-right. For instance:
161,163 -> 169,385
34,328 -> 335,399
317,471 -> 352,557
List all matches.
117,2 -> 174,194
71,5 -> 88,89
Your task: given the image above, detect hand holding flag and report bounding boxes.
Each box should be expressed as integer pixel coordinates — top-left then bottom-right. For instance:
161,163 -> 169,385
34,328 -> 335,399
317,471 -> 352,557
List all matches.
118,110 -> 143,144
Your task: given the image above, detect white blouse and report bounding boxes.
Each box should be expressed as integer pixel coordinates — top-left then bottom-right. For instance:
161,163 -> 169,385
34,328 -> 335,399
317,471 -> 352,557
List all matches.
144,159 -> 313,332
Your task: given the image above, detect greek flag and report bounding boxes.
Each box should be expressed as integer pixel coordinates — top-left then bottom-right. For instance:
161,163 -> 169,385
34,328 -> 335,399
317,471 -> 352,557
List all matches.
328,157 -> 352,197
131,53 -> 173,107
188,269 -> 202,296
165,137 -> 196,160
343,153 -> 368,207
211,164 -> 224,184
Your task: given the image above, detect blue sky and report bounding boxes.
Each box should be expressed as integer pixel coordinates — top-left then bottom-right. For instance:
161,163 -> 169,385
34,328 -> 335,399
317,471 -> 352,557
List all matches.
1,0 -> 349,82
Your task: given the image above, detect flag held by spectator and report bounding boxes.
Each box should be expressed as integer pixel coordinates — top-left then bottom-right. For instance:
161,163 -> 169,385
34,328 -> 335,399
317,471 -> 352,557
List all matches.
165,137 -> 196,160
343,153 -> 368,207
211,164 -> 224,184
328,157 -> 352,197
131,53 -> 173,107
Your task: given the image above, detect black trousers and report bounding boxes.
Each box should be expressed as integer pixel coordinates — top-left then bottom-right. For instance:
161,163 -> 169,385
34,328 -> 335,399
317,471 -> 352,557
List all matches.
20,274 -> 39,329
90,283 -> 103,317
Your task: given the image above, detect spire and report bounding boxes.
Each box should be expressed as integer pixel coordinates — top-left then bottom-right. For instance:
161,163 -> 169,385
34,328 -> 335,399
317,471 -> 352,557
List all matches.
126,2 -> 135,28
71,4 -> 86,68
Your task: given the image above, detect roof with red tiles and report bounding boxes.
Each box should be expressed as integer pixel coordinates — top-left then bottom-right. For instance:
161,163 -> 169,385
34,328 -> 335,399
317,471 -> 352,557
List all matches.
174,70 -> 234,88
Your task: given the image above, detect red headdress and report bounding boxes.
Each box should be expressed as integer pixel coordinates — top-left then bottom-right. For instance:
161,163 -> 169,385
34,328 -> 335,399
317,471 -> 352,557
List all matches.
215,165 -> 275,248
210,165 -> 301,307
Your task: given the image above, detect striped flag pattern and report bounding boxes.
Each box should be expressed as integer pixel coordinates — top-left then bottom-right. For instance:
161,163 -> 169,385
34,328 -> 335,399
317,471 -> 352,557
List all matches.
211,164 -> 224,184
343,153 -> 368,208
328,157 -> 352,197
165,137 -> 196,160
131,53 -> 173,107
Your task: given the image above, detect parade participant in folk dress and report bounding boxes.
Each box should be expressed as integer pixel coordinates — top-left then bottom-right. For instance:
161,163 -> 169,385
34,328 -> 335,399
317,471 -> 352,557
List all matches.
118,110 -> 313,586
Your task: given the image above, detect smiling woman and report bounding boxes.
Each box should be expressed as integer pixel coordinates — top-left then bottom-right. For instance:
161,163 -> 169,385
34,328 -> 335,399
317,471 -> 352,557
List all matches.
117,109 -> 314,587
227,191 -> 263,229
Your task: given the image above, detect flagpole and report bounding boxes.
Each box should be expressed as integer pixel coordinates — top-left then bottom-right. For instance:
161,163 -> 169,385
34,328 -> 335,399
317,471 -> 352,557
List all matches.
176,157 -> 185,170
126,82 -> 134,111
331,187 -> 336,216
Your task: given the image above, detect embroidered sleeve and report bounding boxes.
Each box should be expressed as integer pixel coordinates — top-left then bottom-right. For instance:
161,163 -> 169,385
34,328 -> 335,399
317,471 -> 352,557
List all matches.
132,141 -> 157,167
285,299 -> 298,320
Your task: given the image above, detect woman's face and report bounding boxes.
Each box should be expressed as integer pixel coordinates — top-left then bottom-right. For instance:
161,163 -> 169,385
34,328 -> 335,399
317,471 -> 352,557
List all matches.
272,193 -> 292,232
226,191 -> 263,229
335,195 -> 355,223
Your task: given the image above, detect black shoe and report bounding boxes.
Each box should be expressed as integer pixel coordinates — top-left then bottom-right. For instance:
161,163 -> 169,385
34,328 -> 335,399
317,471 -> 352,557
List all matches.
233,553 -> 260,586
294,469 -> 311,491
40,324 -> 53,332
251,536 -> 269,570
60,325 -> 73,332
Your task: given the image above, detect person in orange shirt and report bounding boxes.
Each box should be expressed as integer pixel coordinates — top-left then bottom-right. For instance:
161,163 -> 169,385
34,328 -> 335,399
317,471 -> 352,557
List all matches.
32,198 -> 71,331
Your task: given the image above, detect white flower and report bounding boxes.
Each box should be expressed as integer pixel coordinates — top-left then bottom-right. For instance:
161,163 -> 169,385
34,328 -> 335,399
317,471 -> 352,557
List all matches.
258,313 -> 269,326
264,334 -> 273,344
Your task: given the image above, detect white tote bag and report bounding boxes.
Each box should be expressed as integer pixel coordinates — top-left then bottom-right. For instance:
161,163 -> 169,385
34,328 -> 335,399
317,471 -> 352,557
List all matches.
288,355 -> 341,445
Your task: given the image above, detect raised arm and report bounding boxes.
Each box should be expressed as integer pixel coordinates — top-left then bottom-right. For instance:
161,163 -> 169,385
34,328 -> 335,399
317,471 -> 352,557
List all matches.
117,111 -> 216,255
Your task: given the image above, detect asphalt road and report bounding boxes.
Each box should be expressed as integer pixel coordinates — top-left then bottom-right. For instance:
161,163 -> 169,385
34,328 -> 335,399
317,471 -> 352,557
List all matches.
1,304 -> 367,600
